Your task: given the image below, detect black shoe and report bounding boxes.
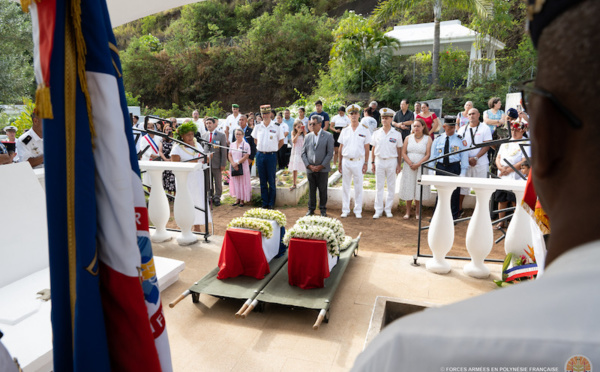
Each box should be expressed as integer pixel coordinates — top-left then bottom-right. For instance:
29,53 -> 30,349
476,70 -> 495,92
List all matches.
306,210 -> 315,216
214,200 -> 221,207
320,211 -> 327,217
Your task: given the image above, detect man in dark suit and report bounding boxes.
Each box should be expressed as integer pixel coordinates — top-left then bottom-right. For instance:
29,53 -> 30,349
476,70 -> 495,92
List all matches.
301,115 -> 334,217
203,117 -> 228,206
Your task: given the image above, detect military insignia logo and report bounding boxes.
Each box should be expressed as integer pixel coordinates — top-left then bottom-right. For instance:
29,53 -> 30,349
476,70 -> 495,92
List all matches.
565,355 -> 592,372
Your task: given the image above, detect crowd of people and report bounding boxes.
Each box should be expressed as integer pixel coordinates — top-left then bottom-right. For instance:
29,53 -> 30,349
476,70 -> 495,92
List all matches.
126,97 -> 532,224
2,96 -> 531,226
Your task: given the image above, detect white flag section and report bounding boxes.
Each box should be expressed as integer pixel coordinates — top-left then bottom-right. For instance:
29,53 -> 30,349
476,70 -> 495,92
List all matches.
87,71 -> 173,371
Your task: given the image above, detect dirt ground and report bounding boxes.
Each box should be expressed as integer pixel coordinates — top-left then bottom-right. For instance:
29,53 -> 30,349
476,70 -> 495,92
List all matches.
167,201 -> 508,262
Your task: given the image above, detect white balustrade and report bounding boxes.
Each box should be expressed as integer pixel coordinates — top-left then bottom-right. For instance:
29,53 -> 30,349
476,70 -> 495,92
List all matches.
139,161 -> 205,245
419,176 -> 526,278
503,190 -> 533,258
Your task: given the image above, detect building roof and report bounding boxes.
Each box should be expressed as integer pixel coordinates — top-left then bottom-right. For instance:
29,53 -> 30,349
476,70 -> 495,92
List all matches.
385,20 -> 505,55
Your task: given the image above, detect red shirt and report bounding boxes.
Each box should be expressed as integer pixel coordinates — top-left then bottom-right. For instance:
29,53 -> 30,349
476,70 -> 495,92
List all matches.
417,113 -> 437,139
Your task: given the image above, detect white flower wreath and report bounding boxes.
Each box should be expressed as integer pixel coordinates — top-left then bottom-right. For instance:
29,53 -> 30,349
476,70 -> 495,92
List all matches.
227,217 -> 274,239
283,225 -> 340,256
339,235 -> 353,251
243,208 -> 287,227
296,216 -> 345,245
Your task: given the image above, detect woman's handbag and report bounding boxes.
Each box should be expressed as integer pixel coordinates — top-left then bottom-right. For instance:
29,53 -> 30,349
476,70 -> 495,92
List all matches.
231,164 -> 243,176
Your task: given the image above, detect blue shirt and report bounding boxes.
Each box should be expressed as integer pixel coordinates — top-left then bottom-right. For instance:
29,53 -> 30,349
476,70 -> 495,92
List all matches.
282,117 -> 295,142
429,132 -> 469,175
309,111 -> 330,129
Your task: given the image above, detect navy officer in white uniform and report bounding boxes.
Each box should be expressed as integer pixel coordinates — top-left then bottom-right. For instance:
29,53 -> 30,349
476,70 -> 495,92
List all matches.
251,104 -> 284,209
370,108 -> 403,219
16,112 -> 44,169
338,104 -> 371,218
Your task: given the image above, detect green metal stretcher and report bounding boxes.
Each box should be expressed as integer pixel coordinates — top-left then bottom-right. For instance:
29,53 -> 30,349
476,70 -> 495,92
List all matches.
169,235 -> 360,329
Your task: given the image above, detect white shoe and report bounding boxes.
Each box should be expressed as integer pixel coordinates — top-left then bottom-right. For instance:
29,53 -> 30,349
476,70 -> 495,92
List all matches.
385,211 -> 393,218
341,213 -> 348,218
355,213 -> 362,219
373,213 -> 381,219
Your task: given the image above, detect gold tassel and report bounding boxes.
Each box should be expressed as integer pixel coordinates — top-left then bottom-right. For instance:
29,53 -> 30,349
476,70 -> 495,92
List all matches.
35,83 -> 54,119
20,0 -> 31,12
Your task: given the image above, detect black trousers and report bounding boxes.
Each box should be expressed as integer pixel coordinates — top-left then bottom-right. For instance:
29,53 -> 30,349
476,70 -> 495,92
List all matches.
307,171 -> 328,212
277,145 -> 290,170
434,162 -> 461,220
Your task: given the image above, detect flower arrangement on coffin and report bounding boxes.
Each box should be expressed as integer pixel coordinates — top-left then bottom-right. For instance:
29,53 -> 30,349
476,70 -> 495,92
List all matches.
283,225 -> 340,257
227,217 -> 274,239
339,236 -> 354,251
296,216 -> 345,245
494,245 -> 538,287
243,208 -> 287,227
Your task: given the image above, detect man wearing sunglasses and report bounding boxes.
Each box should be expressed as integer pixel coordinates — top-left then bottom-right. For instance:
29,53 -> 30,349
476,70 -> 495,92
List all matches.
352,0 -> 599,369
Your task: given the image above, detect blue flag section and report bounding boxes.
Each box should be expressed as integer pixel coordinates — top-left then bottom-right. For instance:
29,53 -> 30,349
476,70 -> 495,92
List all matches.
38,0 -> 172,369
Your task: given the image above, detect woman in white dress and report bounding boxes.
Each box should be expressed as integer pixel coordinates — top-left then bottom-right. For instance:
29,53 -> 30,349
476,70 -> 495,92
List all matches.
288,120 -> 307,190
170,122 -> 212,232
399,118 -> 432,220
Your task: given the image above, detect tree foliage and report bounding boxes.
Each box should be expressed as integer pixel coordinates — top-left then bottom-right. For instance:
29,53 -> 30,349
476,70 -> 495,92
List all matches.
0,0 -> 34,104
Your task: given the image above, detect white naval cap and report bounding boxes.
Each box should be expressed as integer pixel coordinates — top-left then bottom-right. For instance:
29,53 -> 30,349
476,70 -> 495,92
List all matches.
379,108 -> 395,118
346,104 -> 361,114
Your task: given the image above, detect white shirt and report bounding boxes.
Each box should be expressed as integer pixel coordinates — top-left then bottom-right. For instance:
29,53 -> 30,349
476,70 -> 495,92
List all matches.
457,123 -> 492,165
251,121 -> 284,152
339,123 -> 372,159
299,117 -> 309,130
371,127 -> 403,159
225,113 -> 240,134
16,128 -> 43,168
331,114 -> 351,129
192,119 -> 207,136
279,123 -> 290,145
352,241 -> 600,370
497,141 -> 530,180
360,116 -> 378,134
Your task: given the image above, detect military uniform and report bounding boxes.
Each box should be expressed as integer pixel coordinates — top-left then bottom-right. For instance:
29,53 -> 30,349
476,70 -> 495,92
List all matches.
339,104 -> 372,218
429,127 -> 469,219
371,108 -> 403,218
16,128 -> 44,168
251,105 -> 284,209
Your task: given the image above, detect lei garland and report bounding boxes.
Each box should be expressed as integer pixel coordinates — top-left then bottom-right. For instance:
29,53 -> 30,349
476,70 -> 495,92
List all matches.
227,217 -> 274,239
283,225 -> 340,256
243,208 -> 287,227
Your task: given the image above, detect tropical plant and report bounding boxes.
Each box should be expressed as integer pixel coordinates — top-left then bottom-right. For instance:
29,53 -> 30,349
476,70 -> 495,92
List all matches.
373,0 -> 492,85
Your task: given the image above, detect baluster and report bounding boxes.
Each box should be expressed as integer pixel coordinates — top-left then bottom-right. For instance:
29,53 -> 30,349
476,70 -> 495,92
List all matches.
172,170 -> 197,245
426,184 -> 455,274
147,168 -> 171,243
504,189 -> 533,259
464,188 -> 494,278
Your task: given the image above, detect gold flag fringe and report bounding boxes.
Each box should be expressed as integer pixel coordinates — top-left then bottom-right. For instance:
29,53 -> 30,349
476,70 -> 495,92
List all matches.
71,0 -> 96,146
34,83 -> 54,119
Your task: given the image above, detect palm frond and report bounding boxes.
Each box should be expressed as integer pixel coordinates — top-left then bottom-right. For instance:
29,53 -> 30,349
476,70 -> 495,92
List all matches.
372,0 -> 426,24
443,0 -> 493,19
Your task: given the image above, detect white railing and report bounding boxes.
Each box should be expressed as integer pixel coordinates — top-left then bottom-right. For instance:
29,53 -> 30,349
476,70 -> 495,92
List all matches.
138,161 -> 207,246
418,175 -> 531,278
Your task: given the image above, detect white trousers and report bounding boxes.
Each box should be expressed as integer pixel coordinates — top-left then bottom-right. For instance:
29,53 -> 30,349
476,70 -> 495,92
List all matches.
374,157 -> 397,214
342,158 -> 364,214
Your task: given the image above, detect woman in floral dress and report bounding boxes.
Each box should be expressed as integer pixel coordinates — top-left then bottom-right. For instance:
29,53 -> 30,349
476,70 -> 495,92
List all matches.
159,124 -> 176,193
287,120 -> 306,190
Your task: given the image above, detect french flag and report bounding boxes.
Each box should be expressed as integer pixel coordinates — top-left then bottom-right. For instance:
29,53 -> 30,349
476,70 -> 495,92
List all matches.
29,0 -> 172,370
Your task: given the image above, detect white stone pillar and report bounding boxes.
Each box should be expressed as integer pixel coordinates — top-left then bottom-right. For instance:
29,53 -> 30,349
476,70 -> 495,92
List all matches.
504,189 -> 533,258
426,184 -> 454,274
146,168 -> 171,243
172,170 -> 197,245
464,188 -> 494,278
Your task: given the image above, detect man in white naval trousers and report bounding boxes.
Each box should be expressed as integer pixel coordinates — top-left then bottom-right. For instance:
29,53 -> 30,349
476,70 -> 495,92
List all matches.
338,104 -> 371,219
370,108 -> 402,219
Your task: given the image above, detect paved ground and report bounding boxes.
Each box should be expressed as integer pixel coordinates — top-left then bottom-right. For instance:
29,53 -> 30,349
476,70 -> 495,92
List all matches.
155,229 -> 503,372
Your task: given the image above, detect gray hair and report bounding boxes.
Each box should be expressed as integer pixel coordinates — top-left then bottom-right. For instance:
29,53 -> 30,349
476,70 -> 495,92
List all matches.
312,115 -> 323,124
